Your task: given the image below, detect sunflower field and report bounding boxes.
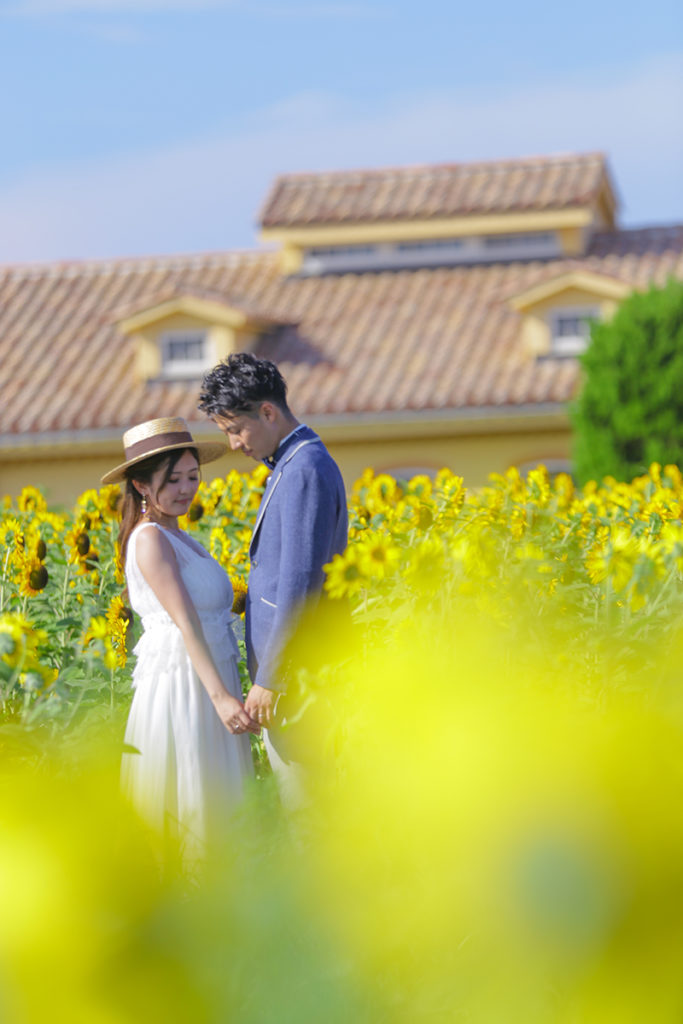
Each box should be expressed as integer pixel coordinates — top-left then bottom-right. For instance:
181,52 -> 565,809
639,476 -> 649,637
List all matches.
3,460 -> 683,736
2,462 -> 683,1021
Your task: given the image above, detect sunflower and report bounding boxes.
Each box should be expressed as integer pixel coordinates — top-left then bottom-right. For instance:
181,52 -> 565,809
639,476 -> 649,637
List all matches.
356,532 -> 402,579
230,576 -> 248,615
16,486 -> 47,514
17,557 -> 49,597
606,527 -> 642,593
250,464 -> 271,489
65,526 -> 92,565
324,546 -> 369,600
405,474 -> 433,501
98,484 -> 122,519
113,541 -> 125,585
82,616 -> 108,648
0,613 -> 47,671
106,594 -> 132,631
0,517 -> 25,573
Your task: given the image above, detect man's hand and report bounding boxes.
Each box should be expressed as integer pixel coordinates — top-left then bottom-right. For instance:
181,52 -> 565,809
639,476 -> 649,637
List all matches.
213,692 -> 261,735
244,684 -> 276,728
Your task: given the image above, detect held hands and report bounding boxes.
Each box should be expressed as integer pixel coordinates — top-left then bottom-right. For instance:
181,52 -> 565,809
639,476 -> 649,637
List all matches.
213,692 -> 260,735
244,684 -> 276,729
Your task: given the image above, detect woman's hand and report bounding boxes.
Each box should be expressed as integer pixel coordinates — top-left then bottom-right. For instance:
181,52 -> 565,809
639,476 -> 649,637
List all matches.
213,691 -> 261,735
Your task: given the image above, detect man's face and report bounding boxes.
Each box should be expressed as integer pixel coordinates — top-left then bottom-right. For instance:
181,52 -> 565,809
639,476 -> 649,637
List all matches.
213,404 -> 280,462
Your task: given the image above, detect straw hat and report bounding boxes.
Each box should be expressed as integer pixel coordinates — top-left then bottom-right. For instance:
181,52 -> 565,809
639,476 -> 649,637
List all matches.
101,417 -> 227,485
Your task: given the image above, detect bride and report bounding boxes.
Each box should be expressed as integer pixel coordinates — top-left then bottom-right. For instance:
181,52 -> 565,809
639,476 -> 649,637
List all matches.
101,417 -> 259,855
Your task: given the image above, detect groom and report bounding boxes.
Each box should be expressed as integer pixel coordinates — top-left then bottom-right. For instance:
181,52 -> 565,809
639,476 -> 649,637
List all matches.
198,353 -> 348,795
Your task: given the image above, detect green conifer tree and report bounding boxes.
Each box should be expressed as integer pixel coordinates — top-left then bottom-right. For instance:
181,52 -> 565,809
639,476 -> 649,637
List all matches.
571,279 -> 683,484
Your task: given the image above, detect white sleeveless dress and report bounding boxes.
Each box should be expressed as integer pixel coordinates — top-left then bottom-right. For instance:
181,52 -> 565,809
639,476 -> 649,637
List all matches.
121,522 -> 253,852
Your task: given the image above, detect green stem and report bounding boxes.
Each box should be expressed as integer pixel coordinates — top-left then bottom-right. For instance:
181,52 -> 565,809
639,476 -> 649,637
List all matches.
61,562 -> 70,616
0,547 -> 11,611
644,567 -> 677,618
63,685 -> 85,730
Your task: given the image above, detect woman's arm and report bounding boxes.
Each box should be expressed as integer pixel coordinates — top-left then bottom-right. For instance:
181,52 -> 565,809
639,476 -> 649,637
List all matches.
135,526 -> 259,735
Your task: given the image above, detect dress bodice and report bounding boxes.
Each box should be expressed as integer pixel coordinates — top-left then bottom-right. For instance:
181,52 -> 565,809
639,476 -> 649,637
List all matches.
126,523 -> 237,647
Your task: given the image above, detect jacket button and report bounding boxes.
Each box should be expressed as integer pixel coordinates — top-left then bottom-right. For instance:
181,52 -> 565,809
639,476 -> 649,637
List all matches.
251,559 -> 258,567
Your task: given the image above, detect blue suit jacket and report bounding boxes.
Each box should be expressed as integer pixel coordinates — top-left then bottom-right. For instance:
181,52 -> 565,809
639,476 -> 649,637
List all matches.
245,425 -> 348,693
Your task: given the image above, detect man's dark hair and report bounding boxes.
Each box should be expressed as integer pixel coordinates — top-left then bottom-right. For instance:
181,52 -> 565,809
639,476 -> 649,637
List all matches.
198,353 -> 288,417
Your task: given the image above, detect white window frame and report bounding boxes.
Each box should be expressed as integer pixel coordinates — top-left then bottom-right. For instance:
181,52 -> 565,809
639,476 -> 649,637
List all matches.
300,231 -> 560,275
548,306 -> 599,357
160,329 -> 213,379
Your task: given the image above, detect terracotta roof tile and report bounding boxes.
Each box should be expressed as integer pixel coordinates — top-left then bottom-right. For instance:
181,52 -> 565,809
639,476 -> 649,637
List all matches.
1,224 -> 682,443
261,152 -> 611,227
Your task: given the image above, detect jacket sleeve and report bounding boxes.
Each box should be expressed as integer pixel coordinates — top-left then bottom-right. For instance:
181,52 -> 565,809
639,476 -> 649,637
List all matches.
253,461 -> 343,692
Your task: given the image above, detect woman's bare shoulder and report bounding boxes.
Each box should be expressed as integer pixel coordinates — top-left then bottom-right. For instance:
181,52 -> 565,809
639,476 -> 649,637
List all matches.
134,523 -> 178,570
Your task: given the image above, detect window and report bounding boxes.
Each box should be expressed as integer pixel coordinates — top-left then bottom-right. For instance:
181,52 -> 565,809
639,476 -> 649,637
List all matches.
160,330 -> 211,378
308,245 -> 376,258
548,307 -> 598,357
483,232 -> 555,248
300,230 -> 559,275
396,239 -> 463,253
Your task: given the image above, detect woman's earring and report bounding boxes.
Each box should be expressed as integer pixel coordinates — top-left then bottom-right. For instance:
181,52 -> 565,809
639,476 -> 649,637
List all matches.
141,495 -> 148,515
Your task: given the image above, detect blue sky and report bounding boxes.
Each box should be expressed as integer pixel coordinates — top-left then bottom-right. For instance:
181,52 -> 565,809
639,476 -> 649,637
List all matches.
0,0 -> 681,263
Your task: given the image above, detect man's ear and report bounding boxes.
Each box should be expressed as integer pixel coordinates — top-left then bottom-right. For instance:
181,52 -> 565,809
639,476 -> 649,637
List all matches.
260,401 -> 277,422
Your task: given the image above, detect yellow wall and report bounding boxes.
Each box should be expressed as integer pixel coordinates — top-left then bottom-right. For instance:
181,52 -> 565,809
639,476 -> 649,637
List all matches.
327,427 -> 572,486
1,421 -> 573,507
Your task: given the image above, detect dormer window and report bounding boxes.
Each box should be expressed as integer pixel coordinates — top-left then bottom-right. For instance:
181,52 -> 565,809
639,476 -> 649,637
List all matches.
117,294 -> 281,383
549,307 -> 598,357
160,330 -> 212,379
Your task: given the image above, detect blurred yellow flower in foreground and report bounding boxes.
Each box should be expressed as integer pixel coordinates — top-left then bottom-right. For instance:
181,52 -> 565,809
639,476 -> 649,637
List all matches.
283,588 -> 683,1022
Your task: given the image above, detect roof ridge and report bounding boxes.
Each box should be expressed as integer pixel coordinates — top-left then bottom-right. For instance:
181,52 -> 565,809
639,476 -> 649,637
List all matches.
267,151 -> 608,184
110,283 -> 294,326
0,246 -> 277,279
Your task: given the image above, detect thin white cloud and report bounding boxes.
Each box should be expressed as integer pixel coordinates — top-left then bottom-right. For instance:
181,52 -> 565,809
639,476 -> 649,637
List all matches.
0,54 -> 681,264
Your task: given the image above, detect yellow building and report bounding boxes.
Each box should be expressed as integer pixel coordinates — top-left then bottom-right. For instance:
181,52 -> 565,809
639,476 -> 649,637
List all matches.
1,151 -> 682,504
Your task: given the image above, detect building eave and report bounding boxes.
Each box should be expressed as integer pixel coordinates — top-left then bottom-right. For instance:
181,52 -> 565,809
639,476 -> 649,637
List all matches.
509,270 -> 632,311
260,209 -> 594,250
0,421 -> 220,461
0,404 -> 572,461
309,403 -> 570,441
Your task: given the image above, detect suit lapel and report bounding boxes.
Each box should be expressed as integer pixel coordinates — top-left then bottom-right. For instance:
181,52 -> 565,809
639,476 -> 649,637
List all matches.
249,437 -> 322,554
250,465 -> 284,552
